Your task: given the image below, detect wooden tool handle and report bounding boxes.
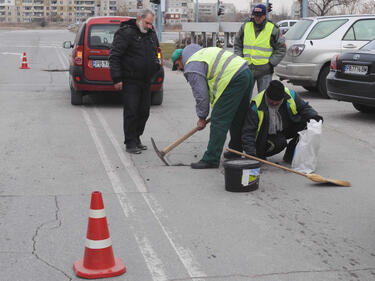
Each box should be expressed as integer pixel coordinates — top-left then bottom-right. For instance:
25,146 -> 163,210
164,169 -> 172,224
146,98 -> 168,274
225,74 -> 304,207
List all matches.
163,118 -> 211,154
226,148 -> 307,177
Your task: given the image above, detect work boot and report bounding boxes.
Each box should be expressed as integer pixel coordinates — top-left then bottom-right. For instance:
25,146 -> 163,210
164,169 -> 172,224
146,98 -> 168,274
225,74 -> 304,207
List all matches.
126,146 -> 142,154
136,137 -> 147,150
191,160 -> 219,169
136,143 -> 147,150
223,151 -> 241,160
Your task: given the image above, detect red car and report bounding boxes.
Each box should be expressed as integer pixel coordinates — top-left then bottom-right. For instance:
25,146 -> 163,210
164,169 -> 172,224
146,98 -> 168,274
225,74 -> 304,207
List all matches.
63,16 -> 164,105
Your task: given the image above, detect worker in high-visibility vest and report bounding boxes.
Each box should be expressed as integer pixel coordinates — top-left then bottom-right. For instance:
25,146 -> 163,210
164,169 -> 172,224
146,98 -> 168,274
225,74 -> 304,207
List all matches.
240,80 -> 323,163
171,44 -> 253,169
234,4 -> 286,93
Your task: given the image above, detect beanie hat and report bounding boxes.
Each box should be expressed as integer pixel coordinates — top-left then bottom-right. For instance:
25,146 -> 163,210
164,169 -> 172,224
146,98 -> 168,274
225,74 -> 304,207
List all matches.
171,48 -> 183,71
252,4 -> 267,15
265,80 -> 286,101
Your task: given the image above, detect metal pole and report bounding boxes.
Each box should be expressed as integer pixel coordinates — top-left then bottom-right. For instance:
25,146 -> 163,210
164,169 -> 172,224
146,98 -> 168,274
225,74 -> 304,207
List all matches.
157,4 -> 162,42
195,0 -> 198,22
265,0 -> 269,18
302,0 -> 309,18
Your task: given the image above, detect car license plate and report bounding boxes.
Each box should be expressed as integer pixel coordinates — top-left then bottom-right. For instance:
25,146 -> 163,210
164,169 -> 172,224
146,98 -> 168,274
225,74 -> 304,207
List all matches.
344,64 -> 368,75
93,60 -> 109,68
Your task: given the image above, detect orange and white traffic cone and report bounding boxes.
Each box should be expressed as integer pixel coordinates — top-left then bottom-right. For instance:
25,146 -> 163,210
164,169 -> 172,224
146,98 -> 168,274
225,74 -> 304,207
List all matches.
20,52 -> 30,69
73,191 -> 126,279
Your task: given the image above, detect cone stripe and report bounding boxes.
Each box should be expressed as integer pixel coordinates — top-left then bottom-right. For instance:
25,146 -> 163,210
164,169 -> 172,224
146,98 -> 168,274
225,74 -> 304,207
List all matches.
85,237 -> 112,249
89,209 -> 106,218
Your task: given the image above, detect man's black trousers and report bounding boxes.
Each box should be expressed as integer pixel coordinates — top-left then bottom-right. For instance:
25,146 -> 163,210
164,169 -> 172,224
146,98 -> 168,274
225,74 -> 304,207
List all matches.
122,82 -> 151,148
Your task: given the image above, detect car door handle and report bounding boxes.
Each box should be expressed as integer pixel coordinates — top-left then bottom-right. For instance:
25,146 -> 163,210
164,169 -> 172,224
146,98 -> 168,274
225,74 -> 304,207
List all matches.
343,44 -> 357,48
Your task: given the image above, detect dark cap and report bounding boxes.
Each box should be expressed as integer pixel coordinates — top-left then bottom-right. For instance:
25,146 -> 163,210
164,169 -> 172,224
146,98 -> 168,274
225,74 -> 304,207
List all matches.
252,4 -> 267,16
265,80 -> 286,101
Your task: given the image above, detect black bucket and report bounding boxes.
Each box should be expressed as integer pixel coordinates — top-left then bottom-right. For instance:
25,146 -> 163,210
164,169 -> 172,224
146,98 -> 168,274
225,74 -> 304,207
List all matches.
223,159 -> 261,192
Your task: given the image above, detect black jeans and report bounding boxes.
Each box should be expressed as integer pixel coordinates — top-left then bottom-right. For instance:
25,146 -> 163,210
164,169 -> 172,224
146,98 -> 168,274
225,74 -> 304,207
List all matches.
122,82 -> 151,148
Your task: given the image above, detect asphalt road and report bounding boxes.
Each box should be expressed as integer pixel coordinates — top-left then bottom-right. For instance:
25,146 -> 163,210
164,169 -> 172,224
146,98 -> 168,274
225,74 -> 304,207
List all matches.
1,29 -> 375,281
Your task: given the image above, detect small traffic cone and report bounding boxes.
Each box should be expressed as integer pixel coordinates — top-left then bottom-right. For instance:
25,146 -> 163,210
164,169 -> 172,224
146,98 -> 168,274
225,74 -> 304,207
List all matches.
73,191 -> 126,279
20,52 -> 30,69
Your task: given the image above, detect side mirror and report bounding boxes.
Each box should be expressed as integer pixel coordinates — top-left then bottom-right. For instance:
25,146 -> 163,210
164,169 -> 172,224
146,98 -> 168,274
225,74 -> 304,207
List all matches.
63,41 -> 73,49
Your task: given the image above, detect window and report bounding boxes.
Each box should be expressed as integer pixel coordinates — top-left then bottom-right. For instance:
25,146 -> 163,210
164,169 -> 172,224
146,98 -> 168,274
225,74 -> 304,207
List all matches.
306,19 -> 347,40
88,24 -> 120,48
280,22 -> 288,27
343,19 -> 375,41
285,19 -> 313,40
290,21 -> 297,26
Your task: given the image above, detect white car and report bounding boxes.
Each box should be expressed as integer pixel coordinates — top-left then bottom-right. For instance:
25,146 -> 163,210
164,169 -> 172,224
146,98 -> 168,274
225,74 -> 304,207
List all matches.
276,19 -> 298,34
275,15 -> 375,98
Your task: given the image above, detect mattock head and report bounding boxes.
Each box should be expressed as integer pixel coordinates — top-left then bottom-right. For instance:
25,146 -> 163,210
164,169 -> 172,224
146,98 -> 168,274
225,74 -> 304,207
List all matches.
151,137 -> 170,166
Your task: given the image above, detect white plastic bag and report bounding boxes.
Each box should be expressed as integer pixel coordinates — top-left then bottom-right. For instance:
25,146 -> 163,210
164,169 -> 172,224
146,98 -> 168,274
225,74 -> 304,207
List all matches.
291,119 -> 322,173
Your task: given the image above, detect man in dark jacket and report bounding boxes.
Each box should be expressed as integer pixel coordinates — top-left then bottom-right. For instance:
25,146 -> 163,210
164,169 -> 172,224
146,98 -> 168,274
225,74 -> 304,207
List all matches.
241,80 -> 323,163
234,4 -> 286,93
109,9 -> 160,154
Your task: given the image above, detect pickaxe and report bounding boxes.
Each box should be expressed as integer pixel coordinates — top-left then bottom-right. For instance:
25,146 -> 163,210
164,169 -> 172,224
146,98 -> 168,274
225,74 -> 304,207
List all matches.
151,118 -> 211,166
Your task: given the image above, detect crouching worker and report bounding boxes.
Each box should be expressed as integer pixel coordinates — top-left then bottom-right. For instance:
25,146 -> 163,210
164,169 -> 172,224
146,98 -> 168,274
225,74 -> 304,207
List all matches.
172,44 -> 253,169
240,80 -> 323,163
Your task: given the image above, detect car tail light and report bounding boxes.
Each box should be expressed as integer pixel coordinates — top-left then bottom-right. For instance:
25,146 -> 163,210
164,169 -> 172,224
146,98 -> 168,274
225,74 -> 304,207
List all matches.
74,45 -> 83,66
287,44 -> 305,57
157,47 -> 163,66
330,54 -> 339,71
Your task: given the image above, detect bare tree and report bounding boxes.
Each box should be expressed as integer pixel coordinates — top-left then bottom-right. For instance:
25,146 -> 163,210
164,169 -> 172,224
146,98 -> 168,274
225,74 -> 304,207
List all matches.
308,0 -> 353,16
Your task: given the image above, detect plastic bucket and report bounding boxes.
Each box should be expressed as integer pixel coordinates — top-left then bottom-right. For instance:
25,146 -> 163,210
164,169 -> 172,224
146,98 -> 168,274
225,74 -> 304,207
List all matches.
223,159 -> 261,192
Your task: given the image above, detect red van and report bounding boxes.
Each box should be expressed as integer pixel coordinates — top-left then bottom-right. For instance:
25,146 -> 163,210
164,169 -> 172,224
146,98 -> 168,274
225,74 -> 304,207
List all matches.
63,16 -> 164,105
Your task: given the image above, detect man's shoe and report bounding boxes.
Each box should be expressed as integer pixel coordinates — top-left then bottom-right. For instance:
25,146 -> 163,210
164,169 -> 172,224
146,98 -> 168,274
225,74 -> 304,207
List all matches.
223,151 -> 241,159
136,143 -> 147,150
191,160 -> 219,169
126,147 -> 142,154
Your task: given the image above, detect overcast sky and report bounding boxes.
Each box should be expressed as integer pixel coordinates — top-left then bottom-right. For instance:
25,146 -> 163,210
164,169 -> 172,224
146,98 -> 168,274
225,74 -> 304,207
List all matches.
200,0 -> 295,13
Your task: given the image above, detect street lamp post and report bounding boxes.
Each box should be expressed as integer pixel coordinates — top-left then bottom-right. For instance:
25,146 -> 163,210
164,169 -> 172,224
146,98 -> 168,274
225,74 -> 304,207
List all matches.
195,0 -> 198,22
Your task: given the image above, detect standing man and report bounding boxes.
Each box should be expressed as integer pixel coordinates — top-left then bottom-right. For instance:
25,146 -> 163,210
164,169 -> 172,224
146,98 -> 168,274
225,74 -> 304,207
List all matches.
242,80 -> 323,163
171,44 -> 253,169
109,9 -> 161,154
234,3 -> 286,93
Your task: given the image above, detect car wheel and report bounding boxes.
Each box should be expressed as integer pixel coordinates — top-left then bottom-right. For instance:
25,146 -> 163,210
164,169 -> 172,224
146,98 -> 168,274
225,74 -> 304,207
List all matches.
151,88 -> 163,105
352,103 -> 375,113
317,65 -> 330,99
303,86 -> 318,92
71,86 -> 83,105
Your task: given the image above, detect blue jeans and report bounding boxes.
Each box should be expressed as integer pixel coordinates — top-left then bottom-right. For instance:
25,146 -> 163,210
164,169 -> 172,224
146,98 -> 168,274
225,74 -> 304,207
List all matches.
252,73 -> 273,94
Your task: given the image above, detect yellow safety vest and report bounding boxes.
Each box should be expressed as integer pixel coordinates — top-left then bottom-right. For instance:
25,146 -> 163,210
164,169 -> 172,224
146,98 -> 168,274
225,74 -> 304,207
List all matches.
186,47 -> 247,107
243,22 -> 274,65
251,88 -> 298,136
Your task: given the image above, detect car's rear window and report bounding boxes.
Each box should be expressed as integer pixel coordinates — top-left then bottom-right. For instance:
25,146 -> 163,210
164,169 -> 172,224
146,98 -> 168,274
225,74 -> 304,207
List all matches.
361,40 -> 375,51
285,19 -> 313,40
88,24 -> 120,48
306,19 -> 347,40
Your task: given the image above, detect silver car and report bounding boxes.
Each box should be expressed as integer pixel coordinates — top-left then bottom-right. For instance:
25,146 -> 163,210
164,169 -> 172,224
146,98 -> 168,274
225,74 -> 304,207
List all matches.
275,15 -> 375,98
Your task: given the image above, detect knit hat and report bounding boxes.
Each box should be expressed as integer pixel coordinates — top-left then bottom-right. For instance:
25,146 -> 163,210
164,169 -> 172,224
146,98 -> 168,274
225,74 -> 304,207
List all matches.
265,80 -> 286,101
252,4 -> 267,16
171,48 -> 183,71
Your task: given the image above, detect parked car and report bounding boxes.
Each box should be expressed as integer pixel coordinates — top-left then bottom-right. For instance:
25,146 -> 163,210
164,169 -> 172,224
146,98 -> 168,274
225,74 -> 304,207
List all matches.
327,40 -> 375,113
275,15 -> 375,98
276,19 -> 298,34
63,16 -> 164,105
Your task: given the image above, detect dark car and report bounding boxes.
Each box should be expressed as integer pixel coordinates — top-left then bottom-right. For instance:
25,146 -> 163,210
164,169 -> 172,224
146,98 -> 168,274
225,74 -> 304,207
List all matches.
63,16 -> 164,105
327,40 -> 375,113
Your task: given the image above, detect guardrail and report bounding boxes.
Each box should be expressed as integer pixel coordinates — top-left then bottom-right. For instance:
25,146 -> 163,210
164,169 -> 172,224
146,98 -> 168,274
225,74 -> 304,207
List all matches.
181,22 -> 243,49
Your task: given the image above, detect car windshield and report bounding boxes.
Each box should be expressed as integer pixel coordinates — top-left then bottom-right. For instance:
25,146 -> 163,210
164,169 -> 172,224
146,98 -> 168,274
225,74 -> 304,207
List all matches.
285,19 -> 313,40
306,19 -> 347,40
88,24 -> 120,48
360,40 -> 375,51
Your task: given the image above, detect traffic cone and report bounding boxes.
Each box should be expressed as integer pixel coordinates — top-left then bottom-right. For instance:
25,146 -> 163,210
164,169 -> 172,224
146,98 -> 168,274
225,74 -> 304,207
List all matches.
20,52 -> 30,69
73,191 -> 126,279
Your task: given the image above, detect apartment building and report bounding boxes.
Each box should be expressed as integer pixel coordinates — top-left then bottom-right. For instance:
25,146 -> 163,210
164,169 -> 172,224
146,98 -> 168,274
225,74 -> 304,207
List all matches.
0,0 -> 119,23
167,0 -> 194,22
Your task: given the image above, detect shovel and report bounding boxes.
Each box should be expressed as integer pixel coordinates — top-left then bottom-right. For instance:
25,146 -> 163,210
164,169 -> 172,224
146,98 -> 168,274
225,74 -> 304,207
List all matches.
226,148 -> 351,187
